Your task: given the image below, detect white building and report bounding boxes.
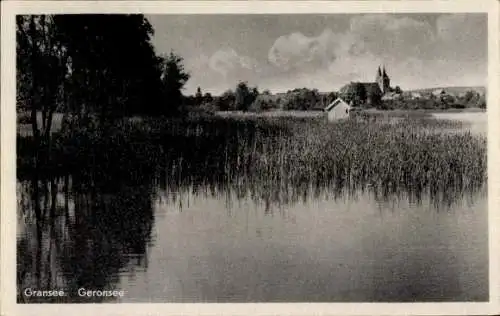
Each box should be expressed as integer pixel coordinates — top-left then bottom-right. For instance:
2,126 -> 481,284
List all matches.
432,88 -> 446,97
324,98 -> 351,122
410,92 -> 422,99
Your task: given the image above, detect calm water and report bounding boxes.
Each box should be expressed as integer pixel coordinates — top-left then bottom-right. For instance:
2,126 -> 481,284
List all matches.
125,188 -> 488,302
431,112 -> 487,136
16,115 -> 488,303
15,180 -> 489,303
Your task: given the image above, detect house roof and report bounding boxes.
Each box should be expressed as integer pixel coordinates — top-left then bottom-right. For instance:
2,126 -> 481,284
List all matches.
324,97 -> 349,112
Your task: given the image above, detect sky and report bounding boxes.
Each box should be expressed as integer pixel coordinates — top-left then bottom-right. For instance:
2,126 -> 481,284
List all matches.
146,13 -> 487,95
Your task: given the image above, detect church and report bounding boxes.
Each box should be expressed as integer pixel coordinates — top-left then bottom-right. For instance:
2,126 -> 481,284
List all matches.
339,66 -> 392,106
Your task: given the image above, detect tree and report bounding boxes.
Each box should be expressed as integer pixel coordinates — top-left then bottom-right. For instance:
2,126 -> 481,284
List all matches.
478,95 -> 486,109
17,15 -> 68,143
341,82 -> 367,106
215,90 -> 235,111
195,87 -> 203,105
326,92 -> 338,104
235,81 -> 258,112
394,86 -> 402,94
52,14 -> 165,123
250,95 -> 277,112
160,52 -> 190,116
203,92 -> 213,103
464,90 -> 475,103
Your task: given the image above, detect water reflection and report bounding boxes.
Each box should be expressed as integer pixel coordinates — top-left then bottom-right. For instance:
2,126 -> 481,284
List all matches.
17,171 -> 155,303
17,166 -> 488,303
132,185 -> 487,302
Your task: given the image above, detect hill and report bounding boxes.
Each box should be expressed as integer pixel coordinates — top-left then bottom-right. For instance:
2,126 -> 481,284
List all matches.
408,86 -> 486,96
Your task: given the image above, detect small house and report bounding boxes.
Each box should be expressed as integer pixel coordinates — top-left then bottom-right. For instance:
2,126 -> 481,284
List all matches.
324,98 -> 351,122
381,92 -> 402,101
411,92 -> 422,99
432,88 -> 446,97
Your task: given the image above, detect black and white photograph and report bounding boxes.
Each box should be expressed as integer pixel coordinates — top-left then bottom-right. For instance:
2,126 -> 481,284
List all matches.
1,0 -> 499,315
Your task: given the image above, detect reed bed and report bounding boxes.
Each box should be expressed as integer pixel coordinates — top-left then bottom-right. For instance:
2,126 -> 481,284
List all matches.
17,113 -> 486,207
147,115 -> 486,207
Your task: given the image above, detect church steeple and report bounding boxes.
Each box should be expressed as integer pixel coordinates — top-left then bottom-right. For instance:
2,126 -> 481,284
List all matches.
382,65 -> 389,79
376,64 -> 390,94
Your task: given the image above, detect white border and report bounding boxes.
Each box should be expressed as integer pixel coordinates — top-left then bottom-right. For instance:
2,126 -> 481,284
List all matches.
1,1 -> 499,316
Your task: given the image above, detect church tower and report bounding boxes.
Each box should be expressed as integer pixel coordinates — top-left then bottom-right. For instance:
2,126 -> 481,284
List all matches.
376,65 -> 391,94
376,66 -> 382,89
382,66 -> 390,94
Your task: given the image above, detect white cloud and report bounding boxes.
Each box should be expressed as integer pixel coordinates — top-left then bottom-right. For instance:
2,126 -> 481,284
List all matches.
268,28 -> 341,71
208,48 -> 259,79
267,14 -> 436,74
182,14 -> 486,94
185,48 -> 261,94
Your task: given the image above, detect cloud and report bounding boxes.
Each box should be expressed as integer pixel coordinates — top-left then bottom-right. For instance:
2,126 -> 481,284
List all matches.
185,48 -> 261,94
179,13 -> 486,94
209,48 -> 259,79
268,29 -> 342,71
265,13 -> 485,91
267,14 -> 436,75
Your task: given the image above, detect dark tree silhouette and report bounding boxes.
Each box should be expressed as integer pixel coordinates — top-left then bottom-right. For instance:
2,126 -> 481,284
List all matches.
216,90 -> 236,111
52,14 -> 164,123
195,87 -> 203,105
203,92 -> 213,103
16,15 -> 68,144
160,52 -> 190,116
235,81 -> 258,112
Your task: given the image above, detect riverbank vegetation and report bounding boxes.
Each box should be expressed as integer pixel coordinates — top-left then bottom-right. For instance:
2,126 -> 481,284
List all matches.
17,114 -> 486,207
16,14 -> 487,209
186,84 -> 486,114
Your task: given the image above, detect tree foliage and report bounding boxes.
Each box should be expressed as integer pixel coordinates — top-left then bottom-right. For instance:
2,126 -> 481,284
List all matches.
16,15 -> 68,141
215,90 -> 236,111
17,13 -> 192,137
52,14 -> 165,122
160,52 -> 190,116
235,81 -> 258,112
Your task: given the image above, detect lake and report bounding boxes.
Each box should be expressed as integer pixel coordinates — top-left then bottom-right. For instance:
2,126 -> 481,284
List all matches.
431,112 -> 487,136
16,114 -> 488,303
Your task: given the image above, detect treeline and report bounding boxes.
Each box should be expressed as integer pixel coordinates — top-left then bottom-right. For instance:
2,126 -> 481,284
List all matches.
185,83 -> 339,113
379,90 -> 486,110
184,83 -> 486,114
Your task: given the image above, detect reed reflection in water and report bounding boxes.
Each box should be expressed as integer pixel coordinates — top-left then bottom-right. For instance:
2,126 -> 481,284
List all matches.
17,170 -> 488,303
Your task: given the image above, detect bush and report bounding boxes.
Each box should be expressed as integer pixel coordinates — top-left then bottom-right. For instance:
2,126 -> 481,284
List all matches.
249,95 -> 276,112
